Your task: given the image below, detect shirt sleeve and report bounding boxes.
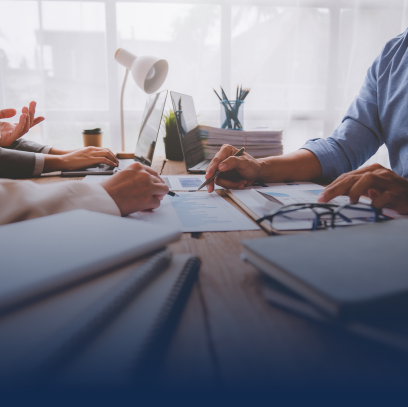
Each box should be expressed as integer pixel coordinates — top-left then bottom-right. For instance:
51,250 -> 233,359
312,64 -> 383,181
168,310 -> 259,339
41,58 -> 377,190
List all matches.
7,139 -> 48,153
0,148 -> 36,179
33,153 -> 45,176
301,55 -> 383,180
0,180 -> 121,225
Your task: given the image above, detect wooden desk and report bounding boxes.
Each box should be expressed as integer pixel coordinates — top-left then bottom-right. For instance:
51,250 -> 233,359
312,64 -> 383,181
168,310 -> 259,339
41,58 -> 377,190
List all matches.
28,157 -> 407,391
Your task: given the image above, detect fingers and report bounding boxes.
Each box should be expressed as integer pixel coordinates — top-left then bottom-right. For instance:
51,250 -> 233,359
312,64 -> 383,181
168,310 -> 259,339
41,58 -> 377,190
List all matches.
217,156 -> 246,173
144,166 -> 165,183
145,196 -> 161,211
152,181 -> 169,195
9,113 -> 27,141
371,191 -> 395,209
205,145 -> 238,180
32,116 -> 45,127
320,164 -> 390,199
347,173 -> 390,203
95,157 -> 118,168
0,109 -> 17,119
318,175 -> 359,202
21,106 -> 31,135
91,147 -> 119,166
28,101 -> 36,128
206,181 -> 215,193
214,177 -> 247,190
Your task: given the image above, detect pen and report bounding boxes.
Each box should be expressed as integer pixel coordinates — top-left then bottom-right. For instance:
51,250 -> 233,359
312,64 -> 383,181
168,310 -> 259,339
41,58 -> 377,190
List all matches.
196,147 -> 245,191
167,191 -> 179,197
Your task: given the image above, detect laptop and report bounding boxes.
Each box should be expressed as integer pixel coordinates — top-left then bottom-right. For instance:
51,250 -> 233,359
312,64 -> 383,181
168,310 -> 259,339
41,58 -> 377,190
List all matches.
61,90 -> 168,176
170,91 -> 211,173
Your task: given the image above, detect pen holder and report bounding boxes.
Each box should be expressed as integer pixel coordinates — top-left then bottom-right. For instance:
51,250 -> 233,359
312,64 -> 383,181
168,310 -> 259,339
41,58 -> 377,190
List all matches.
220,100 -> 244,130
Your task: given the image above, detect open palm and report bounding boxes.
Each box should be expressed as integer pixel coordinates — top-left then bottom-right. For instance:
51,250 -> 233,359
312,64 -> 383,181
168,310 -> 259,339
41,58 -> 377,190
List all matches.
0,102 -> 44,147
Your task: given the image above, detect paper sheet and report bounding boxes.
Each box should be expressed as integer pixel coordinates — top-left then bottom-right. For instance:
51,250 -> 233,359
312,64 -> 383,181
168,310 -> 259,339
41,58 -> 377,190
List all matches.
129,193 -> 259,232
161,175 -> 223,191
82,175 -> 111,183
231,184 -> 379,231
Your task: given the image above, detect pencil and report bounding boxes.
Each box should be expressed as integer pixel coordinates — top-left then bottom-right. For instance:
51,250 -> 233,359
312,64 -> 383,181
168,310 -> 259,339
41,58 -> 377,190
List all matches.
213,88 -> 222,101
196,147 -> 245,191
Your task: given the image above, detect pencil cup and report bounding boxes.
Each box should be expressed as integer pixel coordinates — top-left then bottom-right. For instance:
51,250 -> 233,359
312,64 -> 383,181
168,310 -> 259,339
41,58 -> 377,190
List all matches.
83,128 -> 103,147
220,100 -> 244,130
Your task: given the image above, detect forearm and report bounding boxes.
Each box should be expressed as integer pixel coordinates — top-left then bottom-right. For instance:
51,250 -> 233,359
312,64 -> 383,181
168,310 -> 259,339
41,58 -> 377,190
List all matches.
48,147 -> 78,155
257,149 -> 322,182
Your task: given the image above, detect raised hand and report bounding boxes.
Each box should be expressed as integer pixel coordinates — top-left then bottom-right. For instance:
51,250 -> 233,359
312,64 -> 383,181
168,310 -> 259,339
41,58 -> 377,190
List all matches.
318,164 -> 408,214
100,163 -> 169,215
0,102 -> 45,147
204,144 -> 262,192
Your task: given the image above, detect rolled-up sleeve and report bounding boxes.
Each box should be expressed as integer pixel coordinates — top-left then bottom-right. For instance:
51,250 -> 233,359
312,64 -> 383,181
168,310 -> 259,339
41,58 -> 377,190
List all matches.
302,56 -> 384,180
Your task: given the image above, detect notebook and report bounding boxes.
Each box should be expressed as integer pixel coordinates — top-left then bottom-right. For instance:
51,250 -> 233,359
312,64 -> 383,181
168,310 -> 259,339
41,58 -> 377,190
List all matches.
0,210 -> 181,314
260,273 -> 408,354
242,219 -> 408,320
10,253 -> 201,384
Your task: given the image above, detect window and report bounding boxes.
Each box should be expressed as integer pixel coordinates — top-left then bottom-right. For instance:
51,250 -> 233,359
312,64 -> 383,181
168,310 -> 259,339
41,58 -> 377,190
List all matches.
0,0 -> 406,167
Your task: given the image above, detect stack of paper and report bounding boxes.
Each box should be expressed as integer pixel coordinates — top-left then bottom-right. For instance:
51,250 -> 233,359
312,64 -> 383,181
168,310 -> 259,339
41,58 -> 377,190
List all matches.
198,125 -> 283,159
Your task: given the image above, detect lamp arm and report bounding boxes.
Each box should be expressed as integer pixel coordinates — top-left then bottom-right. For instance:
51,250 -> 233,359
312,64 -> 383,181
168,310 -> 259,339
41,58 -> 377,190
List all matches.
120,69 -> 129,151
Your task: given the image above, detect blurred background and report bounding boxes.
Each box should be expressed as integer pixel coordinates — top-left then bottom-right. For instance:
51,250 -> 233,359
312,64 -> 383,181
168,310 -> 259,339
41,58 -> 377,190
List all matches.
1,0 -> 407,167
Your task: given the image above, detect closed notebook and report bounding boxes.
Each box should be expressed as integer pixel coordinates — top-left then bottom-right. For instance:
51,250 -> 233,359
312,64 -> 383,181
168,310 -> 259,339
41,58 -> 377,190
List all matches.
242,219 -> 408,320
0,210 -> 181,314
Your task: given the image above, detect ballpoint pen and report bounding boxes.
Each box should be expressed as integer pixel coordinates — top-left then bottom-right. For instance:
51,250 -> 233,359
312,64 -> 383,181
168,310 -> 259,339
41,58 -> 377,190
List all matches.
196,147 -> 245,191
167,191 -> 179,197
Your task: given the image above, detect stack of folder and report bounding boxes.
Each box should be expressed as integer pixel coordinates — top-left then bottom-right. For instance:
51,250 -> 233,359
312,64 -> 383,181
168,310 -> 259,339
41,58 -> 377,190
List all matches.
197,125 -> 283,159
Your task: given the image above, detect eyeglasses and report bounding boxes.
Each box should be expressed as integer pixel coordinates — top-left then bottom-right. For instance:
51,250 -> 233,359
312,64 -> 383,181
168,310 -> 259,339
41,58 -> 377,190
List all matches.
256,202 -> 391,232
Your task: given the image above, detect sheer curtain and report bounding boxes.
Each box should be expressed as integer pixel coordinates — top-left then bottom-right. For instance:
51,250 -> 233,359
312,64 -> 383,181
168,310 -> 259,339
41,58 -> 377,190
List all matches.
0,0 -> 407,167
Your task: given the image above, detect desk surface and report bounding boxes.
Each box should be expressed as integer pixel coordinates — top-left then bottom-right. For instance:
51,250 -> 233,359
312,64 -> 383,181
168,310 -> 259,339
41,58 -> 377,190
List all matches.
28,157 -> 408,390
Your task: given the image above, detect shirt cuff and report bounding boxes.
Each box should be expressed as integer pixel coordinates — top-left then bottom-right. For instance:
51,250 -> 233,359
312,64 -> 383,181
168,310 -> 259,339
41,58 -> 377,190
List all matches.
41,145 -> 51,154
33,153 -> 45,176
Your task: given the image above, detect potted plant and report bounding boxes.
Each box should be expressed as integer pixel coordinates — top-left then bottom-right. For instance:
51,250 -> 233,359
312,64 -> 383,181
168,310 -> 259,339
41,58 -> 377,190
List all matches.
163,110 -> 184,161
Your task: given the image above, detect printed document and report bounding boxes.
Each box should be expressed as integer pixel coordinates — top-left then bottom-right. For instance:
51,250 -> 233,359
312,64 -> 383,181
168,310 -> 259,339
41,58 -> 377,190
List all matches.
161,175 -> 223,191
129,193 -> 259,232
82,175 -> 111,183
231,183 -> 382,231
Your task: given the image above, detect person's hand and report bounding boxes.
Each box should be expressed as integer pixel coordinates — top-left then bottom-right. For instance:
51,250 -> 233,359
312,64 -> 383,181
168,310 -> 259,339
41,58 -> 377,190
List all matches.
318,164 -> 408,214
100,163 -> 169,216
43,146 -> 119,172
204,144 -> 262,192
0,102 -> 44,147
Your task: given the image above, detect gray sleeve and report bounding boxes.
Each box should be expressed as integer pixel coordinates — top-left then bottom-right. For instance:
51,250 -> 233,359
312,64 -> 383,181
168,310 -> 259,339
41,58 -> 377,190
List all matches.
0,148 -> 36,179
7,139 -> 48,153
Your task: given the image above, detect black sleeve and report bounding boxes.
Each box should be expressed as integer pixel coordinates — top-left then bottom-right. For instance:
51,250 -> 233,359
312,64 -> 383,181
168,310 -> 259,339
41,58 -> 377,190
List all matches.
7,139 -> 47,153
0,148 -> 35,179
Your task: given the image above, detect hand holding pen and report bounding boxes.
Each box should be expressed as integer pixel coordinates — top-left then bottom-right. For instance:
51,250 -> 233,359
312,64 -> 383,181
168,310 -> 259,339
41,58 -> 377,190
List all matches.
202,145 -> 263,193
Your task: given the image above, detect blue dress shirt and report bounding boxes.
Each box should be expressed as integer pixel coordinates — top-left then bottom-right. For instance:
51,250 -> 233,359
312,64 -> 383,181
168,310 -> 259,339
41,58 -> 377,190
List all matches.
302,29 -> 408,180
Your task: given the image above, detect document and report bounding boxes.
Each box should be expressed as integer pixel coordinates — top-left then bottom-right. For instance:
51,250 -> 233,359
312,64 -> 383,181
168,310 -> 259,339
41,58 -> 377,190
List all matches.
129,193 -> 259,232
161,175 -> 223,191
82,175 -> 111,183
231,184 -> 380,231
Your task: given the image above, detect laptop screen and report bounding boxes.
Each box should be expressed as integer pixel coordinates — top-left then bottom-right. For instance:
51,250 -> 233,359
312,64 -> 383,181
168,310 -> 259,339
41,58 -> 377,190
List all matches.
170,91 -> 205,170
134,90 -> 168,166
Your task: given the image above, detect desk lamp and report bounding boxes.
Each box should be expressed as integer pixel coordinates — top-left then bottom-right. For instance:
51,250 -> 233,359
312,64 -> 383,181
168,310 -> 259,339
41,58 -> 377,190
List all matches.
115,48 -> 169,151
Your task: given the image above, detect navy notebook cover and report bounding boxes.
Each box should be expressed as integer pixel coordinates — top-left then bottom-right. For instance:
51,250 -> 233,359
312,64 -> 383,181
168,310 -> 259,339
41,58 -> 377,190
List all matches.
242,219 -> 408,319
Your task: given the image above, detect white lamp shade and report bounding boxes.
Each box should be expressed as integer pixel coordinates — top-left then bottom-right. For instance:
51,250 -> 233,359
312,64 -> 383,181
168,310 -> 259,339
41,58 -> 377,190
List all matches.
115,48 -> 169,94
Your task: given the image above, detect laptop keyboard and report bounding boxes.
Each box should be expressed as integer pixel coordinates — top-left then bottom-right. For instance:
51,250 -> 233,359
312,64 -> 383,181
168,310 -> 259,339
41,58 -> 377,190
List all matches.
190,160 -> 211,171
